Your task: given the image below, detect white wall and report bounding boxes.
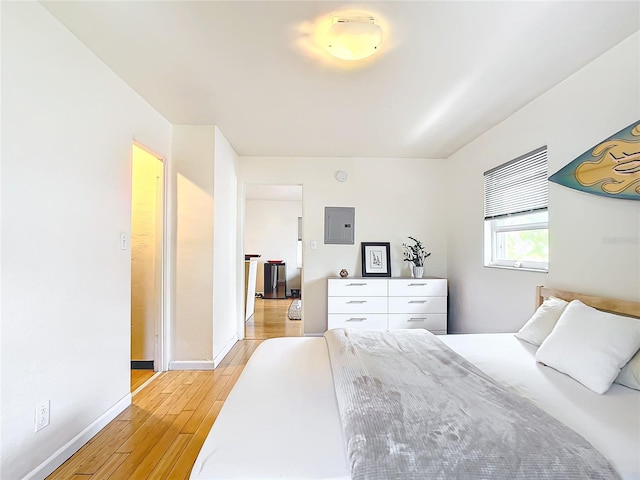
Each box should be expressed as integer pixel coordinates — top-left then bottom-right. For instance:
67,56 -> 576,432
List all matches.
212,127 -> 240,365
240,157 -> 448,335
171,126 -> 215,364
245,199 -> 303,294
446,32 -> 640,334
169,126 -> 240,367
0,2 -> 172,479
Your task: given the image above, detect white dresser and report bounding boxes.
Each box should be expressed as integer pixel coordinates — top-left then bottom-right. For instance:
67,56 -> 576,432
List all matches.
327,277 -> 447,334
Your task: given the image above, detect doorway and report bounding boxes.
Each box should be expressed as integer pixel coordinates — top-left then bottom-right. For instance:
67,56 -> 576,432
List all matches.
244,184 -> 303,339
130,144 -> 165,389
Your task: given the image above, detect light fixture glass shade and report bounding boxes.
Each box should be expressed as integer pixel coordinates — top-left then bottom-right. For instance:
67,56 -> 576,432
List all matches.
326,19 -> 382,61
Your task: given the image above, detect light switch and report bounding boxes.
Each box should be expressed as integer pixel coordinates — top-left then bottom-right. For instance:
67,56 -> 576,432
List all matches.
310,240 -> 318,250
120,233 -> 127,250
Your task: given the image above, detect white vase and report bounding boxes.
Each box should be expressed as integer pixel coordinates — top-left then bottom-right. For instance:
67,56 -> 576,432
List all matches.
413,266 -> 424,278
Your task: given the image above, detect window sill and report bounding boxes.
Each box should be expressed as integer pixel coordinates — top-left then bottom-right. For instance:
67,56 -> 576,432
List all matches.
484,264 -> 548,273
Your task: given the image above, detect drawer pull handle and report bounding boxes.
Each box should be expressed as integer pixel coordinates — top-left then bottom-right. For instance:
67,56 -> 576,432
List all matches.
347,300 -> 367,304
347,283 -> 367,286
409,283 -> 427,286
347,317 -> 367,322
409,300 -> 427,304
408,317 -> 426,322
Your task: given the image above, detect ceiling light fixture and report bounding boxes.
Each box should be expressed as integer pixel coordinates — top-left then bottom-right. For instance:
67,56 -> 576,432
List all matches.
326,16 -> 382,61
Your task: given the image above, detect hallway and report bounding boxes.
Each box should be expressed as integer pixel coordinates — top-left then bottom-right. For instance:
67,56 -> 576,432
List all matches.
245,298 -> 302,339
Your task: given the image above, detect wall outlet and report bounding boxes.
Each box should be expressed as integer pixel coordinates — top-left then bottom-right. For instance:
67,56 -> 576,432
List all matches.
35,400 -> 50,432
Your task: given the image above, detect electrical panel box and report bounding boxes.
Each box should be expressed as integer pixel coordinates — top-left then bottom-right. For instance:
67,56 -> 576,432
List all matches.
324,207 -> 355,245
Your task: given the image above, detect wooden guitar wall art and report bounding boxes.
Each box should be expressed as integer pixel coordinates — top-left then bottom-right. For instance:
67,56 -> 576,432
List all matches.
549,121 -> 640,201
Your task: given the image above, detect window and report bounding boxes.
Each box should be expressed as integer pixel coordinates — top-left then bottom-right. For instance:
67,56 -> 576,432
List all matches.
484,146 -> 548,271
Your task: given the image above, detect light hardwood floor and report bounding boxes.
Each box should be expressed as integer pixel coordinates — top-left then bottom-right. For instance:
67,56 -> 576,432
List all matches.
131,370 -> 156,392
48,297 -> 302,480
245,297 -> 302,339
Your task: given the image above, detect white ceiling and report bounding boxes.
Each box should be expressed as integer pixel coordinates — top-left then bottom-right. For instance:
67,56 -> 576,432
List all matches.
42,1 -> 639,159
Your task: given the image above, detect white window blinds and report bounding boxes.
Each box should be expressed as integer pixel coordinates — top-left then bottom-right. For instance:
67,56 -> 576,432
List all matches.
484,146 -> 548,220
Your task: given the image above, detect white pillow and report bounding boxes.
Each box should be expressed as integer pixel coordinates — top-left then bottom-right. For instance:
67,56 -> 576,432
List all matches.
515,296 -> 568,346
535,300 -> 640,394
615,349 -> 640,390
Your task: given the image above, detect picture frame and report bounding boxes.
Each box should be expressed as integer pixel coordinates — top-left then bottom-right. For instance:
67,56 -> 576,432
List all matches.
361,242 -> 391,277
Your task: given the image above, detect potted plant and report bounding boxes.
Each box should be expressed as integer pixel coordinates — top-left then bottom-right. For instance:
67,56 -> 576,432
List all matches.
402,236 -> 431,278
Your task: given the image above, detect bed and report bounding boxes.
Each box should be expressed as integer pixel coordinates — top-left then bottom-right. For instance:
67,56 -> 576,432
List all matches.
190,286 -> 640,480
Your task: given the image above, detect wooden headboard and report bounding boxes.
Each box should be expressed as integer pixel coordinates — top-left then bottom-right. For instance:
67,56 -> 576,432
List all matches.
536,286 -> 640,318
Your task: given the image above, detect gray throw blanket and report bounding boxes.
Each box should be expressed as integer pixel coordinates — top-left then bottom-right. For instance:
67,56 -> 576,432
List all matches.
324,328 -> 619,480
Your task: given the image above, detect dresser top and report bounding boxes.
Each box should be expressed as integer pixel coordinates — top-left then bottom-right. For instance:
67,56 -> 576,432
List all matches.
327,276 -> 445,280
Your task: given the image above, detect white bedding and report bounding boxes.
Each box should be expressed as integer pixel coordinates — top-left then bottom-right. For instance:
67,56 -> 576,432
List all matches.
190,337 -> 349,480
190,334 -> 640,480
441,334 -> 640,480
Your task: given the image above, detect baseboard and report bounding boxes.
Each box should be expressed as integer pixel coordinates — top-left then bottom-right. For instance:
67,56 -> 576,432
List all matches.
169,360 -> 214,370
23,393 -> 131,480
213,335 -> 238,368
131,360 -> 154,370
167,335 -> 240,370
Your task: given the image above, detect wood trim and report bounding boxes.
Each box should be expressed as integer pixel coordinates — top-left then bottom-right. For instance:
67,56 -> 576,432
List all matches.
536,285 -> 640,318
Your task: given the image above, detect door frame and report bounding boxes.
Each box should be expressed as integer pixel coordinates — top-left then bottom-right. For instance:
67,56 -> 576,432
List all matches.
132,140 -> 169,372
240,183 -> 304,339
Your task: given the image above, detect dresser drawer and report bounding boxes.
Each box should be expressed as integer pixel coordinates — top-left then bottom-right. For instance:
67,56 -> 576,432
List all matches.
328,296 -> 387,314
388,296 -> 447,314
328,314 -> 388,330
388,278 -> 447,297
328,278 -> 388,297
388,313 -> 446,333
